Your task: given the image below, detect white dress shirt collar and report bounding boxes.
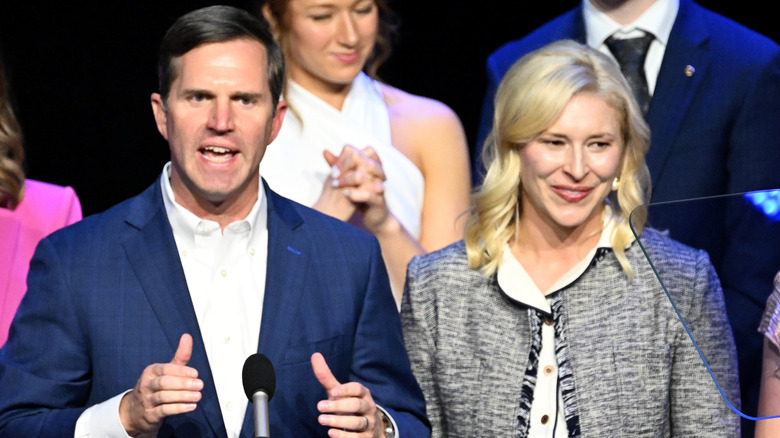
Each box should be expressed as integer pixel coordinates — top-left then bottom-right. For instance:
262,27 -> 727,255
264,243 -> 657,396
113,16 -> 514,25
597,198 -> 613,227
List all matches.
160,162 -> 266,242
497,205 -> 631,310
583,0 -> 679,47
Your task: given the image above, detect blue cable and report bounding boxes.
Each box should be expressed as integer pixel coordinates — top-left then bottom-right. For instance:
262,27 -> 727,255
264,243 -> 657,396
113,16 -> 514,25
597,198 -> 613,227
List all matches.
629,190 -> 780,421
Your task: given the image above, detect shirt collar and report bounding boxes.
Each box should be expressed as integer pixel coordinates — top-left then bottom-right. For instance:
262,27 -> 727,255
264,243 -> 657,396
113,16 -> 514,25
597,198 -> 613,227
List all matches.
583,0 -> 678,48
160,162 -> 267,248
497,205 -> 632,313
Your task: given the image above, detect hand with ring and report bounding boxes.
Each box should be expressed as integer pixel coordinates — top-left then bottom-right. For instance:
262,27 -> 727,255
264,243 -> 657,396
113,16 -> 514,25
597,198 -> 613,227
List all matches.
356,415 -> 370,432
311,352 -> 386,437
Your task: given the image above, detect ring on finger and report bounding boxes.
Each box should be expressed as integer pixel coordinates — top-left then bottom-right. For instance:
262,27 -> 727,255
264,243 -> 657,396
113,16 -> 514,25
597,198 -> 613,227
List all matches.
356,415 -> 369,432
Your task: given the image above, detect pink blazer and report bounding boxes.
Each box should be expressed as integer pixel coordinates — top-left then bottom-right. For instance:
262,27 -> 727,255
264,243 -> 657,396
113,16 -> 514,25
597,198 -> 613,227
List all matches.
0,179 -> 82,346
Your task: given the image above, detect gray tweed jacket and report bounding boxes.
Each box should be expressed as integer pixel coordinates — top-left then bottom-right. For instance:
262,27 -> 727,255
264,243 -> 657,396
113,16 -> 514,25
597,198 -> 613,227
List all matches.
401,228 -> 740,437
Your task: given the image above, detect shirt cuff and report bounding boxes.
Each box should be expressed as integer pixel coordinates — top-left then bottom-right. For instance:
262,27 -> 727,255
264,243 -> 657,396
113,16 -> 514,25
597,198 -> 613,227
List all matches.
74,390 -> 133,438
376,405 -> 399,438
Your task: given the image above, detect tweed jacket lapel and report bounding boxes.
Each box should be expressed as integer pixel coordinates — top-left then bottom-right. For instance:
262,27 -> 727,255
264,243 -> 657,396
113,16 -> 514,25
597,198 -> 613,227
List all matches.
469,279 -> 536,435
560,249 -> 631,435
403,243 -> 531,435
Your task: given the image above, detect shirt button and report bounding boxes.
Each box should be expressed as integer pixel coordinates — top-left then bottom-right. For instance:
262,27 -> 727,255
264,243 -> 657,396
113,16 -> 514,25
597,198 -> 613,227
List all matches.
225,401 -> 233,411
224,336 -> 231,344
544,365 -> 555,376
544,317 -> 554,326
181,250 -> 188,257
541,414 -> 550,424
249,248 -> 256,256
220,269 -> 227,277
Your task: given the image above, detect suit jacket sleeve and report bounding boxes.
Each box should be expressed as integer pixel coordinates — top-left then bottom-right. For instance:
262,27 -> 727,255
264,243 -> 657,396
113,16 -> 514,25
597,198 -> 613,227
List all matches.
0,237 -> 91,437
351,239 -> 430,437
670,249 -> 741,436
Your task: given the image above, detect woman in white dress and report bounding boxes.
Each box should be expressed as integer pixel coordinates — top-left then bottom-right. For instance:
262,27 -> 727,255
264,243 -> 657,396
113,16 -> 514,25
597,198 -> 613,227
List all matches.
259,0 -> 471,305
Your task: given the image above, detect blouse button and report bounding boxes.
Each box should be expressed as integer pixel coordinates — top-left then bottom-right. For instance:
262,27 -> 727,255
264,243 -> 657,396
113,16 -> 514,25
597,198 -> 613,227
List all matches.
544,317 -> 554,326
544,365 -> 555,376
541,414 -> 550,424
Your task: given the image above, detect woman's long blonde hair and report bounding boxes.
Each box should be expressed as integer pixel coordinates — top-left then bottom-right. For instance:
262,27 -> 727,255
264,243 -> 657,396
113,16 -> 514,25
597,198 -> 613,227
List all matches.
0,52 -> 25,210
466,40 -> 651,278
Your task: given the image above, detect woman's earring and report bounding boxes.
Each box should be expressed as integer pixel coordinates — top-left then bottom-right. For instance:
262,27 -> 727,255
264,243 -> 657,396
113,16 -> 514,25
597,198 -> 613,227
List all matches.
612,177 -> 620,191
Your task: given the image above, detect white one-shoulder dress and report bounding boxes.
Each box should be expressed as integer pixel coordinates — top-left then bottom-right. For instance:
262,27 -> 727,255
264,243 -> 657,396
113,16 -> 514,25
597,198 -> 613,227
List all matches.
260,72 -> 424,239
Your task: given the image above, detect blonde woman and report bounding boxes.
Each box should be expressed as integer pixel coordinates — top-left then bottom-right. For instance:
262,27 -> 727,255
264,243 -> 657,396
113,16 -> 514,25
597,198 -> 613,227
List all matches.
401,40 -> 740,437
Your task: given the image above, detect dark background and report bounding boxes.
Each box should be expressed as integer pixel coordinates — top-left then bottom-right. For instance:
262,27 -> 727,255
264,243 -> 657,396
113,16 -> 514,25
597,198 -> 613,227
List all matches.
0,1 -> 776,216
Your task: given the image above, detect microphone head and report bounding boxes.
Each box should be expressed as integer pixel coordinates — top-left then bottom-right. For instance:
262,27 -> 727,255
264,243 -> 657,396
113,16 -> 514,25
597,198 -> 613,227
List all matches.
242,353 -> 276,402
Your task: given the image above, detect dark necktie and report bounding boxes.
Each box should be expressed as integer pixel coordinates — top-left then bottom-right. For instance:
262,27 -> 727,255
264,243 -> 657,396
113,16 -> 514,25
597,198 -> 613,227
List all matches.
605,33 -> 654,115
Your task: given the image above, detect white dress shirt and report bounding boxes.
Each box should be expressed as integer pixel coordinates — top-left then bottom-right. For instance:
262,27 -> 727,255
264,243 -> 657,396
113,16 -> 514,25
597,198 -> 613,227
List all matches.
583,0 -> 679,95
74,163 -> 267,438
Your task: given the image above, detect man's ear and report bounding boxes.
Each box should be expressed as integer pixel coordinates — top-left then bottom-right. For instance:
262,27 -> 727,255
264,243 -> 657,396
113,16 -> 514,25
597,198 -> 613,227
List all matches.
150,93 -> 169,140
268,100 -> 287,144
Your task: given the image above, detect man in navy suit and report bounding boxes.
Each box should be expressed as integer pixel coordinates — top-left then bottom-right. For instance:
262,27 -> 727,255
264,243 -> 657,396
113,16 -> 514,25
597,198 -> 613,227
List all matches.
0,6 -> 428,438
474,0 -> 780,435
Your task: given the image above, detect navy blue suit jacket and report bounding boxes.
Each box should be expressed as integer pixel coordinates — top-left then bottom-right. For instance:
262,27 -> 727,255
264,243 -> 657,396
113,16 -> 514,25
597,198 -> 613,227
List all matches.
477,0 -> 780,199
0,180 -> 430,437
475,0 -> 780,431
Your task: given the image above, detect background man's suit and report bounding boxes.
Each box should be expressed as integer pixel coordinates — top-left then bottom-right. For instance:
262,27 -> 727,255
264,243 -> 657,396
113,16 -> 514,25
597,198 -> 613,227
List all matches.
474,0 -> 780,433
0,181 -> 429,437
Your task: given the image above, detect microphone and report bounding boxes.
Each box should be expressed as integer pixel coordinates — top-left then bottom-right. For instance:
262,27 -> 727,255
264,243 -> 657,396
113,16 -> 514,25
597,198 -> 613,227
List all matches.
242,353 -> 276,438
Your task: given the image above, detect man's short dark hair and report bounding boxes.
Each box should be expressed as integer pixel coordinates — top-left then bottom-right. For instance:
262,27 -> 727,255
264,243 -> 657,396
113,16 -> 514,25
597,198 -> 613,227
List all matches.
157,5 -> 285,109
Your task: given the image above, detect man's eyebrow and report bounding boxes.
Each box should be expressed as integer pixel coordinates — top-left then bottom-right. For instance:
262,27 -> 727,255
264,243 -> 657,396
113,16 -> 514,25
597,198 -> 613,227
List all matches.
181,88 -> 215,97
231,91 -> 264,100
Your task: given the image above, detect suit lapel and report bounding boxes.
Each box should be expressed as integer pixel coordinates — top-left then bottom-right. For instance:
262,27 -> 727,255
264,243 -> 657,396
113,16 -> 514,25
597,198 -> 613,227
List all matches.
240,186 -> 313,437
256,185 -> 312,363
121,183 -> 227,438
645,0 -> 709,189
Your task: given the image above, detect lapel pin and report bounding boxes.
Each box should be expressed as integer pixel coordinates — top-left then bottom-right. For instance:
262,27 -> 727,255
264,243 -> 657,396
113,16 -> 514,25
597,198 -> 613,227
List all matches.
684,65 -> 695,77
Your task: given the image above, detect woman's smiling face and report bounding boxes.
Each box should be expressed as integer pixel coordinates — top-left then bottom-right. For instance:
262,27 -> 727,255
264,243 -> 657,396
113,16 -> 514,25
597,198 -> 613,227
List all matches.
519,92 -> 623,233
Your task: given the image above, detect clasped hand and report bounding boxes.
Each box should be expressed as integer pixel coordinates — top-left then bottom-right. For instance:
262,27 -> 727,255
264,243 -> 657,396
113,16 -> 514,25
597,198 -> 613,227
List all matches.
316,145 -> 391,233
